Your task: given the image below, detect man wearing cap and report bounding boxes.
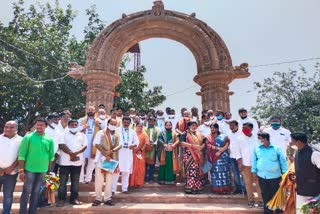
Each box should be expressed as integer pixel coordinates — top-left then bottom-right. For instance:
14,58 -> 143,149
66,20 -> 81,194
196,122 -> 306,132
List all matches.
290,132 -> 320,214
144,116 -> 161,183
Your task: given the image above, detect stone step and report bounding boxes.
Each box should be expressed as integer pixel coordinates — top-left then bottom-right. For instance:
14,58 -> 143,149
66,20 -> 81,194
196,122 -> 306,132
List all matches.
1,190 -> 247,204
13,182 -> 185,192
1,203 -> 262,214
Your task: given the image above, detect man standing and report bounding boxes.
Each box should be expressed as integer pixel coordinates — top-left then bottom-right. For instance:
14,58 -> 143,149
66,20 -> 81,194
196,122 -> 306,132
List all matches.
215,110 -> 231,135
167,109 -> 178,129
176,111 -> 191,133
238,108 -> 259,135
252,132 -> 288,213
0,121 -> 22,214
264,116 -> 292,157
191,107 -> 201,125
290,133 -> 320,214
196,114 -> 211,137
96,108 -> 108,130
92,119 -> 121,206
112,116 -> 139,193
228,120 -> 245,195
18,118 -> 54,214
144,117 -> 161,183
78,106 -> 101,183
156,110 -> 166,131
235,122 -> 263,208
56,120 -> 87,207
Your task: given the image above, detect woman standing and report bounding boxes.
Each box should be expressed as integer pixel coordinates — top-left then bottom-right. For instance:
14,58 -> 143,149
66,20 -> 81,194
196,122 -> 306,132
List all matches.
157,121 -> 180,184
129,123 -> 149,187
180,121 -> 205,194
206,123 -> 232,194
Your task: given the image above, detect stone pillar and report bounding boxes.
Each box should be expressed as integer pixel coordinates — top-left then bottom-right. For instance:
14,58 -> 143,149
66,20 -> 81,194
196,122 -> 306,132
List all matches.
194,71 -> 233,112
82,71 -> 121,113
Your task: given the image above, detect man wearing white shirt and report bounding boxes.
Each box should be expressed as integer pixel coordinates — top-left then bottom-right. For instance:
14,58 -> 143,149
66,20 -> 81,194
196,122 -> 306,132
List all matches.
92,119 -> 121,207
112,116 -> 139,193
228,120 -> 245,195
96,109 -> 108,130
263,116 -> 291,157
196,115 -> 211,137
235,122 -> 263,208
166,109 -> 178,129
156,110 -> 165,131
238,108 -> 259,136
0,121 -> 22,214
57,120 -> 87,207
215,110 -> 231,135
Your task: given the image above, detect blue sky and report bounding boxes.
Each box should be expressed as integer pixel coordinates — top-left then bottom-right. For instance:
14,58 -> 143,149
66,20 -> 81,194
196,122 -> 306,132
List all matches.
1,0 -> 320,118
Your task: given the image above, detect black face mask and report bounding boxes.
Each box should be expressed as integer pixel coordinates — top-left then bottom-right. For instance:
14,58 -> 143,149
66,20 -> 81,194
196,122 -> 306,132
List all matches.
240,115 -> 247,119
87,112 -> 94,117
165,128 -> 172,131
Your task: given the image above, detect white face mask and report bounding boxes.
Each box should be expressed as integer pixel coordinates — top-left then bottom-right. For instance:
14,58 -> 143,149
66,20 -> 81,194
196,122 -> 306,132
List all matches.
99,115 -> 106,120
204,121 -> 212,126
108,125 -> 116,131
129,114 -> 136,118
168,115 -> 175,119
291,145 -> 298,150
51,123 -> 58,128
157,115 -> 165,119
69,128 -> 78,133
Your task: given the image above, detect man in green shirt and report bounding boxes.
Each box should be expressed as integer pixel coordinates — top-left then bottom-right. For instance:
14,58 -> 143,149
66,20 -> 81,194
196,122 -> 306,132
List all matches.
18,118 -> 54,214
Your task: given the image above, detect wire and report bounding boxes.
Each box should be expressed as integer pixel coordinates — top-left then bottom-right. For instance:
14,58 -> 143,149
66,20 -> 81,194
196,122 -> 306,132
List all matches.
0,61 -> 68,84
249,57 -> 320,68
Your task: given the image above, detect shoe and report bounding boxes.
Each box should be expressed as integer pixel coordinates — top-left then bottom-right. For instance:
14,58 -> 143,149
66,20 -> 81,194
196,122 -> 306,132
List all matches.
56,200 -> 65,207
232,190 -> 242,195
258,201 -> 264,209
92,200 -> 101,206
122,191 -> 128,194
248,201 -> 255,208
70,199 -> 83,205
104,200 -> 115,206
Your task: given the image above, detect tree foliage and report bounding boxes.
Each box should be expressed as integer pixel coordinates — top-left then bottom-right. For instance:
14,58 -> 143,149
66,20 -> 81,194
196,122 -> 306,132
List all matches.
0,0 -> 166,133
116,65 -> 166,113
251,63 -> 320,139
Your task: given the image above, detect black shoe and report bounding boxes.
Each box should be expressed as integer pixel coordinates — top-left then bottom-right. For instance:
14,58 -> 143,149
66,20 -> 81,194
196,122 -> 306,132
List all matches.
70,199 -> 83,205
258,201 -> 264,209
92,200 -> 101,206
248,201 -> 255,208
104,200 -> 115,206
56,200 -> 65,207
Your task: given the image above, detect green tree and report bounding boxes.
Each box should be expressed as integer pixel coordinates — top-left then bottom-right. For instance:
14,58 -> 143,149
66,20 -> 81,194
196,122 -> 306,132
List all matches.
115,65 -> 166,113
251,64 -> 320,139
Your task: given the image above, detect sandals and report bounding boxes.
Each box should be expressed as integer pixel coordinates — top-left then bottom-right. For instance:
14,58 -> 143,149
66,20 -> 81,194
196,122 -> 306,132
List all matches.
92,200 -> 102,206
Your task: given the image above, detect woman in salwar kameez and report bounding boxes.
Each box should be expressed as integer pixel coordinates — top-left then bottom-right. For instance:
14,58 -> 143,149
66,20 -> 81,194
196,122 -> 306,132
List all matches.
129,123 -> 150,187
206,123 -> 232,194
180,121 -> 205,194
157,121 -> 180,184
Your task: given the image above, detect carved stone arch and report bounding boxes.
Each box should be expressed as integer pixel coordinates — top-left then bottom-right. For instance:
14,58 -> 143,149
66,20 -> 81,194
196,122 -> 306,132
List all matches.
72,1 -> 250,112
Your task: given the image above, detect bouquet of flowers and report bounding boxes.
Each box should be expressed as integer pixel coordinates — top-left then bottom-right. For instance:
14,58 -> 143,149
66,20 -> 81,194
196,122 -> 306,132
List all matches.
43,173 -> 60,203
299,194 -> 320,214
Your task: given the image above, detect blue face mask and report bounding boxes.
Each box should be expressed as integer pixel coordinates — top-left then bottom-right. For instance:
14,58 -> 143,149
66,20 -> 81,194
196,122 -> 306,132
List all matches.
271,122 -> 281,130
216,115 -> 223,121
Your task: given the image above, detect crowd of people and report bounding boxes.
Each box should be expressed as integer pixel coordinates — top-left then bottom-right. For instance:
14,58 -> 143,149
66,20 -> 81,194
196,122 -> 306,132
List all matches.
0,105 -> 319,214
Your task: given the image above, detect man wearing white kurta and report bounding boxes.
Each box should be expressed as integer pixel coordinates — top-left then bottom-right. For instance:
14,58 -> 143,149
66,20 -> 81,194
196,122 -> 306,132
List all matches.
112,117 -> 139,193
238,108 -> 259,136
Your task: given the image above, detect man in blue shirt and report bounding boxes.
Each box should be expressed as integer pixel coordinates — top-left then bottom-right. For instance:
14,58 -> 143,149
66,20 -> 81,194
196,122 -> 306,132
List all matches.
252,132 -> 288,214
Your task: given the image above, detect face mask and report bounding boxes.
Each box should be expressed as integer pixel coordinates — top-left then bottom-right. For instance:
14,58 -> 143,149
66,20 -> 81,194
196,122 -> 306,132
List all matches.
168,115 -> 175,119
99,115 -> 106,120
204,121 -> 212,126
271,122 -> 281,130
157,115 -> 165,119
108,125 -> 116,131
87,112 -> 94,117
165,128 -> 172,131
240,115 -> 247,120
242,128 -> 252,136
69,128 -> 78,133
291,145 -> 298,150
224,119 -> 232,123
216,115 -> 223,121
129,114 -> 136,118
148,125 -> 155,128
140,116 -> 146,120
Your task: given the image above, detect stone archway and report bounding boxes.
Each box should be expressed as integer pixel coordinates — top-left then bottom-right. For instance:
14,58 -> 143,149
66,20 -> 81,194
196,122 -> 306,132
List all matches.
69,0 -> 250,112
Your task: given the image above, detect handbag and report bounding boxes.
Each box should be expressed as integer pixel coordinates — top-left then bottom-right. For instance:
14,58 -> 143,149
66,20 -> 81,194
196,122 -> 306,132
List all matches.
201,160 -> 213,174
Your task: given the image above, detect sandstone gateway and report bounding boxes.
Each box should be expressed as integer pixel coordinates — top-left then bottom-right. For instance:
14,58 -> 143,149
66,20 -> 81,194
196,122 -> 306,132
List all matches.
69,0 -> 250,112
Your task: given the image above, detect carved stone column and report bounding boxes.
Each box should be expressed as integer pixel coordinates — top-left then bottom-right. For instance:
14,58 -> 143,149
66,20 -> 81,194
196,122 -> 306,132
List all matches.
194,70 -> 234,112
82,71 -> 121,113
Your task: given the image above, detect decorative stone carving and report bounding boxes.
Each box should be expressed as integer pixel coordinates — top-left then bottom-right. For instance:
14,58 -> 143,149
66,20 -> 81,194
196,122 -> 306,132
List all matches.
67,62 -> 83,79
71,1 -> 250,112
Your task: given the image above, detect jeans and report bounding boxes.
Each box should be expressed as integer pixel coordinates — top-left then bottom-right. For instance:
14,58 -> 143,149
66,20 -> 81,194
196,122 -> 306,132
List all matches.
58,165 -> 81,201
230,158 -> 245,192
20,171 -> 46,214
145,164 -> 155,182
0,173 -> 18,214
258,176 -> 283,214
